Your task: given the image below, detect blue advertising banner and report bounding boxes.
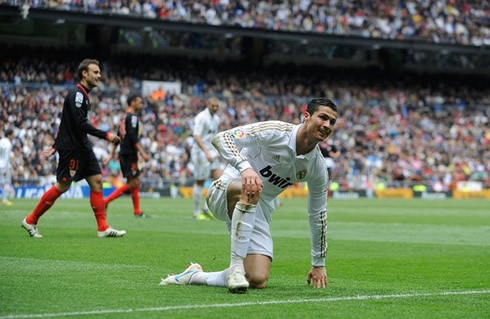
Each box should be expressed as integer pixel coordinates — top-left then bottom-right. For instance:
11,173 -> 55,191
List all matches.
12,186 -> 116,199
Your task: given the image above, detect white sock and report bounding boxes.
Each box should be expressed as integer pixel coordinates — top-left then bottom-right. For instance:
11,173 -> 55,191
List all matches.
193,184 -> 203,216
2,184 -> 8,202
230,202 -> 256,272
190,269 -> 229,287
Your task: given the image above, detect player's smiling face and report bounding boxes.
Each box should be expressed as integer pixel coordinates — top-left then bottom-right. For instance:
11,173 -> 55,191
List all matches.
305,105 -> 337,142
84,63 -> 101,89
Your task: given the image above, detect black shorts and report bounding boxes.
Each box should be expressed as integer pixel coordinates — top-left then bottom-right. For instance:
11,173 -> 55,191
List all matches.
120,153 -> 140,179
57,149 -> 101,182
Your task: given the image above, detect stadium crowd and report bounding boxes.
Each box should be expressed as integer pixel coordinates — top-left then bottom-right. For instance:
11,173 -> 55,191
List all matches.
1,54 -> 488,192
1,0 -> 489,46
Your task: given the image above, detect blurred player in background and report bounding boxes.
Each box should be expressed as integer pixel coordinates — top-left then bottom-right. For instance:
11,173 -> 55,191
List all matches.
161,98 -> 338,293
104,93 -> 150,217
0,129 -> 14,206
21,59 -> 126,238
191,97 -> 222,220
319,140 -> 340,179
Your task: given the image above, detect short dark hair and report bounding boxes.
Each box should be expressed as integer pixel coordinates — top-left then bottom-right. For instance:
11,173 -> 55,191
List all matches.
77,59 -> 100,79
306,98 -> 337,115
4,129 -> 13,138
127,93 -> 142,106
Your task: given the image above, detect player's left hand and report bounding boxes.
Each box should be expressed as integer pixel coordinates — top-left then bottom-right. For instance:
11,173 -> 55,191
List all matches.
42,147 -> 57,158
307,266 -> 327,288
106,133 -> 121,145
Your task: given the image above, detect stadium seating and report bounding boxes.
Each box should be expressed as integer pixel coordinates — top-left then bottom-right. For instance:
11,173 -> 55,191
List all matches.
3,0 -> 488,46
1,55 -> 488,192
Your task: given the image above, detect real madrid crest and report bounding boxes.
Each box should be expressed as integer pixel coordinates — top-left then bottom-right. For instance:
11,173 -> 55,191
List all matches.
296,169 -> 307,179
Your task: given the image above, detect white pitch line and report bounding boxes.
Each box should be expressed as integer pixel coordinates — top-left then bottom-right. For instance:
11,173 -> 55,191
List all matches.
1,289 -> 489,319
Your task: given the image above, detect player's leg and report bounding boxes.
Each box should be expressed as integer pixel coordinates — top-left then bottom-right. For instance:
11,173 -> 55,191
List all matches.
104,155 -> 131,207
86,174 -> 126,237
161,176 -> 267,291
84,151 -> 125,237
22,180 -> 70,238
244,254 -> 271,289
224,179 -> 261,293
192,151 -> 209,220
22,150 -> 74,237
199,166 -> 223,220
128,175 -> 147,217
1,168 -> 13,205
193,179 -> 206,220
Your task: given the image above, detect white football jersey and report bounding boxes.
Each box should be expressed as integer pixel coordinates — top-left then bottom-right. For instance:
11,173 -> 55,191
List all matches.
212,120 -> 329,266
192,108 -> 220,153
0,137 -> 13,169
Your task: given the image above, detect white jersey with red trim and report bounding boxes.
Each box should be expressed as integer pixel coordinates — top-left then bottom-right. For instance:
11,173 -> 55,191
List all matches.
212,120 -> 329,266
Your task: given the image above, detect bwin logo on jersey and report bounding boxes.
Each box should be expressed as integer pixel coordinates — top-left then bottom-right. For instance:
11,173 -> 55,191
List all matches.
259,166 -> 294,189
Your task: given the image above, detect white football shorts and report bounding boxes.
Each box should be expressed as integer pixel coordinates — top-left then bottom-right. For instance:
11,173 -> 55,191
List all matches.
0,167 -> 12,185
191,148 -> 222,180
206,171 -> 274,260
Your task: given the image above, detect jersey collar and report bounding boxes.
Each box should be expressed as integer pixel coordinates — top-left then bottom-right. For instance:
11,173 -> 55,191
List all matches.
289,124 -> 318,161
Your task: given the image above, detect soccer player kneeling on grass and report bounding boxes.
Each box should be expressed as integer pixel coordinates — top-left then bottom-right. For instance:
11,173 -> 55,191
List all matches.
21,59 -> 126,238
161,98 -> 337,293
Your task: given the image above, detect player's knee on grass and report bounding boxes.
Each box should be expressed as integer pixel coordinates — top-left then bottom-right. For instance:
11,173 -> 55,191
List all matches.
247,272 -> 268,289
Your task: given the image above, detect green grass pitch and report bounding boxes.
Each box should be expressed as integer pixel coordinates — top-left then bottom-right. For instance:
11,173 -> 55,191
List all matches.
0,198 -> 489,318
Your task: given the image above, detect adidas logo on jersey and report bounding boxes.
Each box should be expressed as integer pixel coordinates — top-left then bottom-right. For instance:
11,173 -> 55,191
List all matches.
259,166 -> 294,189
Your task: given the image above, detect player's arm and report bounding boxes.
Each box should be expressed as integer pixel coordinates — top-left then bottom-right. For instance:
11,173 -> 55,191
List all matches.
103,144 -> 118,166
212,121 -> 288,173
71,92 -> 120,144
194,135 -> 213,162
212,122 -> 284,194
134,142 -> 150,162
305,165 -> 329,288
127,115 -> 150,162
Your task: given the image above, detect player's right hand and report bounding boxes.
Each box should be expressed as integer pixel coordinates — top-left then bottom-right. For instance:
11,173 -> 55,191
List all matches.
106,133 -> 121,145
240,168 -> 263,199
205,151 -> 213,163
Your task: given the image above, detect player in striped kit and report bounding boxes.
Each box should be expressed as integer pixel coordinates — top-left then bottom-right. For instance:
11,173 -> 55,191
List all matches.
161,98 -> 338,293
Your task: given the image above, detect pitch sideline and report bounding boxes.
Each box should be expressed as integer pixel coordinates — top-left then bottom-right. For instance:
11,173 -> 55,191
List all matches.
1,289 -> 489,319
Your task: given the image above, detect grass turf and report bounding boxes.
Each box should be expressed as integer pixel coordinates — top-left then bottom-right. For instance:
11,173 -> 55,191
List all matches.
0,198 -> 489,318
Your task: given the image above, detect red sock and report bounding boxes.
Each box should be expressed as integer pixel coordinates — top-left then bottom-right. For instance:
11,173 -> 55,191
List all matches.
104,184 -> 130,206
26,186 -> 62,224
131,185 -> 141,215
91,191 -> 109,231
